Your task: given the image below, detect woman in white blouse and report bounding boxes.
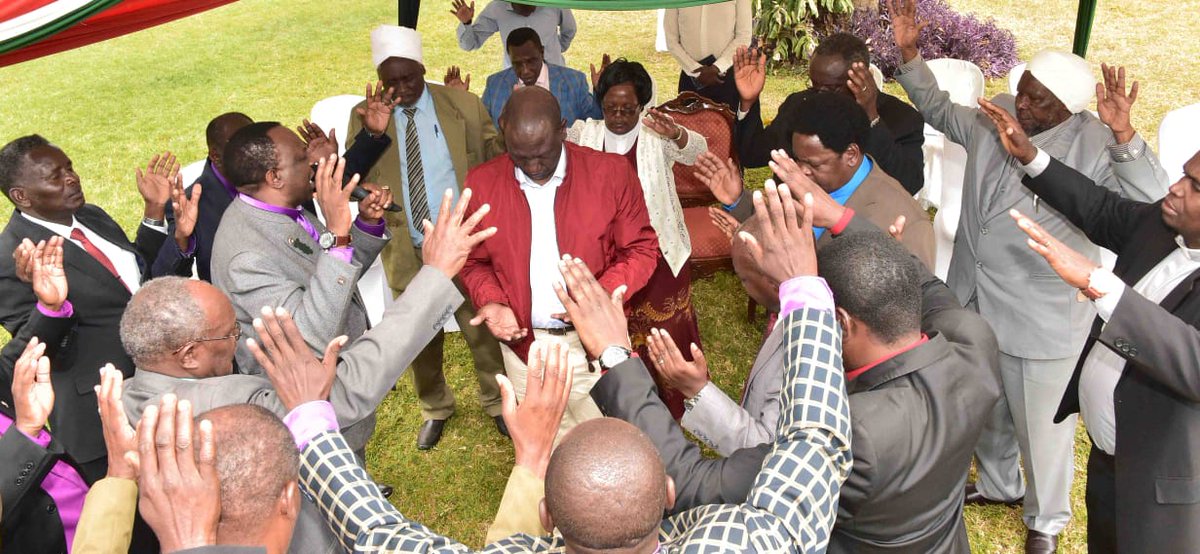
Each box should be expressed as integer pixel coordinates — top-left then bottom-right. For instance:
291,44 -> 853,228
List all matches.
568,59 -> 708,418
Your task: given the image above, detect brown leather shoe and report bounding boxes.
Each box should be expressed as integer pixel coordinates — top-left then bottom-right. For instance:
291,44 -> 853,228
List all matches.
1025,529 -> 1058,554
964,482 -> 1023,507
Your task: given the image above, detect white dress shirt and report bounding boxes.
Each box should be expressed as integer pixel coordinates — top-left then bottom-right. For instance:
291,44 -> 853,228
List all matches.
516,146 -> 569,329
1077,237 -> 1200,454
20,212 -> 164,293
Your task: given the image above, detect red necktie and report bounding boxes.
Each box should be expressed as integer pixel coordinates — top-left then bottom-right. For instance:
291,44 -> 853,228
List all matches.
70,228 -> 127,290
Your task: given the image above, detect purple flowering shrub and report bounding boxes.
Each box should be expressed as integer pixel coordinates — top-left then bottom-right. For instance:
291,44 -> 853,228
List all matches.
819,0 -> 1019,80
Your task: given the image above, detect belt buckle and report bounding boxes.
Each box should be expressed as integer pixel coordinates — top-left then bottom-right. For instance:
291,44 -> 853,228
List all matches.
545,327 -> 568,336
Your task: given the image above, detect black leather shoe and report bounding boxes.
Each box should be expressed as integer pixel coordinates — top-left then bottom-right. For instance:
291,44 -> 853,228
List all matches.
378,484 -> 394,499
493,416 -> 511,438
417,419 -> 447,450
964,483 -> 1023,507
1025,530 -> 1058,554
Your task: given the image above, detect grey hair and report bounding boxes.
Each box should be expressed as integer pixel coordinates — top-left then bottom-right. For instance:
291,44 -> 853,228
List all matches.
120,276 -> 206,365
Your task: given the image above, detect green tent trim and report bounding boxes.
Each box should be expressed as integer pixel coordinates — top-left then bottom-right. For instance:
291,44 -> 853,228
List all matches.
0,0 -> 126,54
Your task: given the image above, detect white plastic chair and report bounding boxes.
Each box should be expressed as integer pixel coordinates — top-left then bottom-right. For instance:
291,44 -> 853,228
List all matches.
918,59 -> 984,279
179,159 -> 206,189
1008,62 -> 1027,96
869,63 -> 884,91
308,94 -> 363,157
1158,102 -> 1200,184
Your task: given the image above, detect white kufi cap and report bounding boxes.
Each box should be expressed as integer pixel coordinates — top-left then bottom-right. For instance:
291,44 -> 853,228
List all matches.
1025,49 -> 1096,114
370,24 -> 423,68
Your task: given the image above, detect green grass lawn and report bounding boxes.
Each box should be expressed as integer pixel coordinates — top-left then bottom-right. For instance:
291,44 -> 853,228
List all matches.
2,0 -> 1198,551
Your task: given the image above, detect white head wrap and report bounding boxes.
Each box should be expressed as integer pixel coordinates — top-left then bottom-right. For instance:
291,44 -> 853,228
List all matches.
1025,49 -> 1096,114
370,25 -> 423,68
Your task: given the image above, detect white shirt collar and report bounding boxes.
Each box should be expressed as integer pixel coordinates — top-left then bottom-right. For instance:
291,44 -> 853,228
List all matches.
515,145 -> 568,190
514,62 -> 551,91
1174,235 -> 1200,261
21,211 -> 80,235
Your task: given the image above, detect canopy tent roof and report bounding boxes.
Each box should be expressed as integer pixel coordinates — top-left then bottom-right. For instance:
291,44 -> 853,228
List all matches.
0,0 -> 1098,68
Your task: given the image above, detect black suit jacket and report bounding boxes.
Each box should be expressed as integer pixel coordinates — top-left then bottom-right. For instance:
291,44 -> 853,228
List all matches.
153,130 -> 392,281
592,217 -> 1001,553
0,402 -> 86,554
1026,158 -> 1200,552
736,92 -> 927,194
0,205 -> 165,471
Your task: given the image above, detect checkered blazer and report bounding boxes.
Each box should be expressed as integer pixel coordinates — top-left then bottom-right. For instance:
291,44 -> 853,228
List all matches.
300,307 -> 851,553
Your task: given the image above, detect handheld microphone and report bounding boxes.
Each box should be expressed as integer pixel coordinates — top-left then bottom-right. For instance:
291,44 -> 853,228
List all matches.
342,172 -> 403,213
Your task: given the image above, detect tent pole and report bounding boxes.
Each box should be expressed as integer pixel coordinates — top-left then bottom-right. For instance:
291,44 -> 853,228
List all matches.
1071,0 -> 1096,57
400,0 -> 420,28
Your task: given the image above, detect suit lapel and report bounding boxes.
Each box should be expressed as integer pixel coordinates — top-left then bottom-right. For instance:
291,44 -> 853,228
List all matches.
430,86 -> 469,187
15,209 -> 133,293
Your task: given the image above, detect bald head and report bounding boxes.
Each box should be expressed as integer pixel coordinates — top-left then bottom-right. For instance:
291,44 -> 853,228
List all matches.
500,87 -> 566,185
500,86 -> 562,132
199,405 -> 299,548
544,418 -> 670,550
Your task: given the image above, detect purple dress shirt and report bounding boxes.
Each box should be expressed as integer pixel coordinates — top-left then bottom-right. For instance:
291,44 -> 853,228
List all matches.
0,412 -> 88,552
236,194 -> 386,264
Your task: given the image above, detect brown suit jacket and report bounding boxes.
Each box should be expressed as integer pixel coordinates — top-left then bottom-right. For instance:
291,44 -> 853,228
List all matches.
819,159 -> 936,270
347,83 -> 505,291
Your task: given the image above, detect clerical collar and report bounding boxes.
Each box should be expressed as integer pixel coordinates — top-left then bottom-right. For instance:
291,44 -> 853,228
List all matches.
604,121 -> 641,155
210,162 -> 237,198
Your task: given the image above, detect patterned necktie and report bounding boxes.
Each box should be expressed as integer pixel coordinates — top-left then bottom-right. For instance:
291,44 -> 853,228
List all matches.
403,108 -> 432,231
70,228 -> 127,290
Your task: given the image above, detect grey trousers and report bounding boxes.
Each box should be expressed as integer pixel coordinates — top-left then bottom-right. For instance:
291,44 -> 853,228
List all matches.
973,352 -> 1078,535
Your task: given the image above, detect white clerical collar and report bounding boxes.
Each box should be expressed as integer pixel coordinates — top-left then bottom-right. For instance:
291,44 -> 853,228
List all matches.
515,145 -> 568,190
1174,235 -> 1200,261
604,121 -> 641,155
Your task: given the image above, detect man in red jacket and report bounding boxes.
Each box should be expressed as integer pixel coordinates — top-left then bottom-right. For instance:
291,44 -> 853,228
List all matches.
462,86 -> 658,439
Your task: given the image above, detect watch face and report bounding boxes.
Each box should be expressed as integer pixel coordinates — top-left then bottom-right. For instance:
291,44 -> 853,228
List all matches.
600,346 -> 630,368
318,232 -> 334,249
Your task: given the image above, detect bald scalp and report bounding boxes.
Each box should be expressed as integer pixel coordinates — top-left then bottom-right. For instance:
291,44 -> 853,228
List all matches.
499,86 -> 562,135
544,418 -> 668,550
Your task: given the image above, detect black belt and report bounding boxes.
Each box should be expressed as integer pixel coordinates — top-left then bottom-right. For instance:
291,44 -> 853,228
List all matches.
535,326 -> 575,336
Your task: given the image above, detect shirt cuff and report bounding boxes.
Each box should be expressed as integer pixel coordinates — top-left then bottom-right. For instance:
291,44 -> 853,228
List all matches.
1021,148 -> 1052,178
1108,133 -> 1147,162
326,246 -> 354,264
18,427 -> 52,448
179,234 -> 197,258
282,400 -> 339,450
1089,267 -> 1126,320
354,217 -> 387,237
778,276 -> 835,316
141,220 -> 169,235
829,207 -> 856,235
736,106 -> 749,121
896,53 -> 925,75
37,300 -> 73,318
721,196 -> 742,211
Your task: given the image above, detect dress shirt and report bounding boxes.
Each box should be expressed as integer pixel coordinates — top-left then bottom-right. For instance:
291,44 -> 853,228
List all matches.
20,212 -> 159,293
513,62 -> 551,92
663,0 -> 753,74
518,146 -> 569,329
1075,236 -> 1200,454
457,1 -> 576,68
0,414 -> 88,551
394,87 -> 459,246
813,156 -> 872,239
211,163 -> 238,198
237,195 -> 384,263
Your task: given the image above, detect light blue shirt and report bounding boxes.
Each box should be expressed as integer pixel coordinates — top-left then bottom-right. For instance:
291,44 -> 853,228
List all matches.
395,87 -> 458,246
814,156 -> 872,239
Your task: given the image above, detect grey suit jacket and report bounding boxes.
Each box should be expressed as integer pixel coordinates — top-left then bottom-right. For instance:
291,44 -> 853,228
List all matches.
209,198 -> 389,373
896,55 -> 1167,359
122,265 -> 460,554
681,323 -> 783,455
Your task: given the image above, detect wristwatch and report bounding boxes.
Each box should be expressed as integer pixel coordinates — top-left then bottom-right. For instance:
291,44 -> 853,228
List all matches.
598,345 -> 632,371
318,231 -> 352,250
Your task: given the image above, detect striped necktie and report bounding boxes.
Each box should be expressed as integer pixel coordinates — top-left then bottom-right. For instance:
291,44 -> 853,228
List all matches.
403,108 -> 432,230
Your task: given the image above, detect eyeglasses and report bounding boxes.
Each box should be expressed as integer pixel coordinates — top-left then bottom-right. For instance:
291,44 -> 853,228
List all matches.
172,326 -> 242,354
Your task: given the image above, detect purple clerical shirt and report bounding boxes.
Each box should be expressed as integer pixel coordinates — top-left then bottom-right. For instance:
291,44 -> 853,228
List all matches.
0,412 -> 88,552
236,194 -> 386,264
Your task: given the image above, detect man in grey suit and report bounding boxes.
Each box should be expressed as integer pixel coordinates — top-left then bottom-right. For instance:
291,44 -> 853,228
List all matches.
209,122 -> 393,376
118,189 -> 494,554
886,1 -> 1168,550
594,184 -> 1003,553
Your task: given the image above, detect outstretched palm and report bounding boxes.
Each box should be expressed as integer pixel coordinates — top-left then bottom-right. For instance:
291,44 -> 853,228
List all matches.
733,46 -> 766,106
32,237 -> 67,310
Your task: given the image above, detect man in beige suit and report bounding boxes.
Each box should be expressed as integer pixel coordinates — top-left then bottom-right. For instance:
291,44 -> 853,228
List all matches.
348,24 -> 507,449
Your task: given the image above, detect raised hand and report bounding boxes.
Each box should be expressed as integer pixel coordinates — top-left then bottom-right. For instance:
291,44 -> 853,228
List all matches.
497,341 -> 573,478
887,0 -> 927,62
444,66 -> 471,92
137,152 -> 180,220
1096,63 -> 1139,145
646,329 -> 709,398
693,152 -> 744,206
31,236 -> 68,312
709,207 -> 740,239
95,364 -> 139,480
450,0 -> 475,24
247,306 -> 345,412
552,256 -> 630,359
733,46 -> 767,112
356,183 -> 393,225
421,187 -> 498,278
889,214 -> 907,242
470,303 -> 527,342
171,177 -> 202,252
589,53 -> 613,90
13,238 -> 36,283
1010,209 -> 1098,289
768,149 -> 844,227
355,81 -> 399,137
847,62 -> 881,121
313,154 -> 357,237
739,182 -> 819,283
136,395 -> 220,552
978,98 -> 1037,164
297,120 -> 339,164
11,338 -> 52,438
642,108 -> 685,146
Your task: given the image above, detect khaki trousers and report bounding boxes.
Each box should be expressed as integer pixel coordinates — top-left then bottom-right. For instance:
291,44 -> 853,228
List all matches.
500,329 -> 603,442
